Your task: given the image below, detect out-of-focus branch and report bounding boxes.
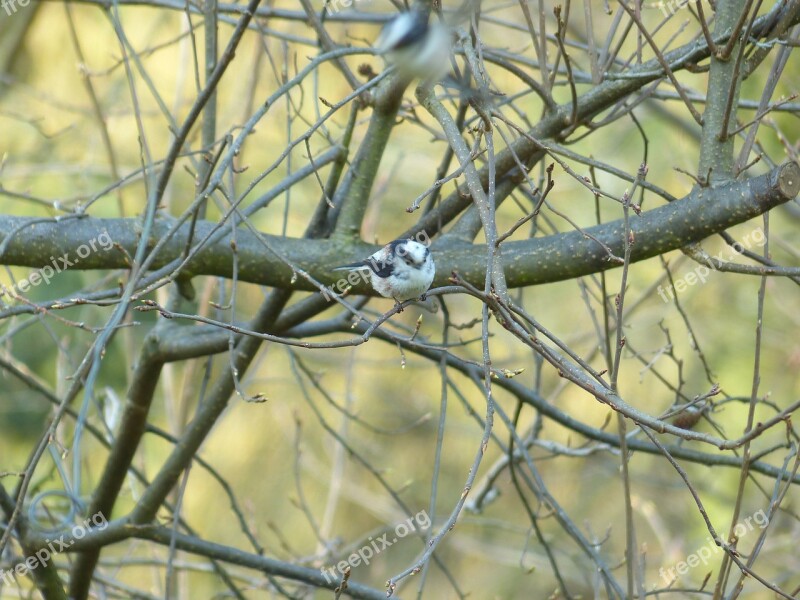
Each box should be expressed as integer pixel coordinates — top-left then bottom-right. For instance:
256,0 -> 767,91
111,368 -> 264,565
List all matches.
25,519 -> 388,600
330,71 -> 408,238
697,0 -> 748,183
0,484 -> 68,599
64,0 -> 390,23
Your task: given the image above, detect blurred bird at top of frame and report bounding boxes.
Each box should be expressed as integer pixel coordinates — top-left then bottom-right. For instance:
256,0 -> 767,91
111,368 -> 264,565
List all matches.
332,239 -> 435,304
375,7 -> 452,82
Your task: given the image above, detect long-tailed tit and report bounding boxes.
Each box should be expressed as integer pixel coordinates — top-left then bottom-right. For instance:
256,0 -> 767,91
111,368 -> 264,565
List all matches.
375,8 -> 451,82
333,239 -> 435,303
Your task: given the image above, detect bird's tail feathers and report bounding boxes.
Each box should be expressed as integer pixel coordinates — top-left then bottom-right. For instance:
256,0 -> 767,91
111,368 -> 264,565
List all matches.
331,262 -> 367,271
333,255 -> 389,273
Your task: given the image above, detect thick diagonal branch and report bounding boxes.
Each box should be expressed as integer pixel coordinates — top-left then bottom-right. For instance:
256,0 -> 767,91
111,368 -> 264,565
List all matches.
0,163 -> 796,297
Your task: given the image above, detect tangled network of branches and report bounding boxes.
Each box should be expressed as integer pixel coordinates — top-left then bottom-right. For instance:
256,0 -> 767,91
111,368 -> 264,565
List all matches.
1,0 -> 800,598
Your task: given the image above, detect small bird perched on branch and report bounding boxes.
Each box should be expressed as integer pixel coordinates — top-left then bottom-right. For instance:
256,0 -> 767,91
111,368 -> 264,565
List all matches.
333,239 -> 435,304
375,7 -> 452,82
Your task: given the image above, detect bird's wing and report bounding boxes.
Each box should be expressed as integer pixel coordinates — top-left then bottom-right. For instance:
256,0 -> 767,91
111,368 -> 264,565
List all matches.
368,258 -> 394,278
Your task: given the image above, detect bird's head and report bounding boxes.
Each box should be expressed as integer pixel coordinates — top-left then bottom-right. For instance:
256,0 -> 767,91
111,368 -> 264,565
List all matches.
391,239 -> 431,269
